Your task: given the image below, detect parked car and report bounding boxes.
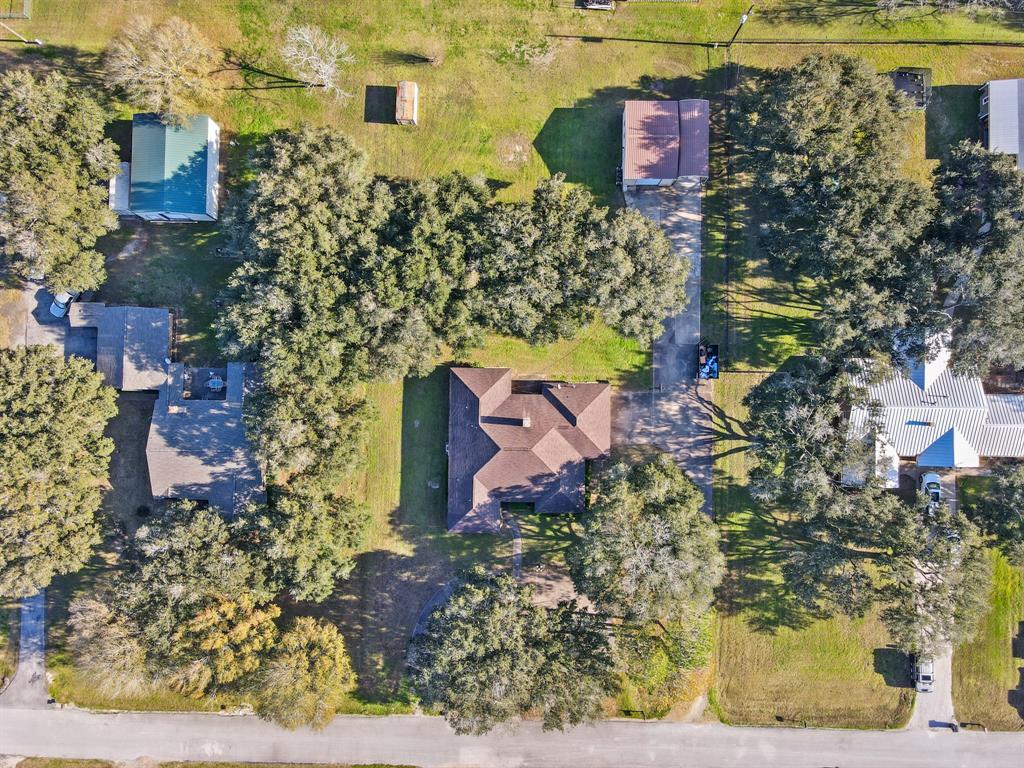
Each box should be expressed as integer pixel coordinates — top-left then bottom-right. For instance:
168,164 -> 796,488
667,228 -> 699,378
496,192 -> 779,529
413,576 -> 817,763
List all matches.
48,291 -> 79,318
912,655 -> 935,693
919,472 -> 943,514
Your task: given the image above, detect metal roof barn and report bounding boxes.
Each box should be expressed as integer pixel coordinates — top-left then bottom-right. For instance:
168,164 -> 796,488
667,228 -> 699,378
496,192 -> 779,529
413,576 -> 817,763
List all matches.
128,113 -> 220,221
621,99 -> 709,189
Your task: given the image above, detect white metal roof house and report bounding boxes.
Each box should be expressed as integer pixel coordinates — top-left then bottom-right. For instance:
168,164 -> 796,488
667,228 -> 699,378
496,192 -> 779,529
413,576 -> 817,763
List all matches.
979,79 -> 1024,169
847,337 -> 1024,487
621,99 -> 709,189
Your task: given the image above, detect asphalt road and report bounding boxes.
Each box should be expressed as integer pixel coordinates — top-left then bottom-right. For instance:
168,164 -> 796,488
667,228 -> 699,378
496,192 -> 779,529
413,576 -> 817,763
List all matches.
1,706 -> 1022,767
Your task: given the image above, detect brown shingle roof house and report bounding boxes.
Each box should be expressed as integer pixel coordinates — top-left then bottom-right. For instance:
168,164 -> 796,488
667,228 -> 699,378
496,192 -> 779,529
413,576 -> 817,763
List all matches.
447,367 -> 611,533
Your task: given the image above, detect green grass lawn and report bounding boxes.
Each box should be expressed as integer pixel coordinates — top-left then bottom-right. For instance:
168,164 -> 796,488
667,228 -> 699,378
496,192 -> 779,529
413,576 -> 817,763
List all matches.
711,374 -> 914,729
0,598 -> 18,685
952,549 -> 1024,730
953,475 -> 1024,730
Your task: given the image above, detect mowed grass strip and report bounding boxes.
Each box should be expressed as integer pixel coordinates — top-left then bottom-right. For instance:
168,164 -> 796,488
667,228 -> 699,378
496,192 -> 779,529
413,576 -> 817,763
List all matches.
952,545 -> 1024,731
711,373 -> 913,729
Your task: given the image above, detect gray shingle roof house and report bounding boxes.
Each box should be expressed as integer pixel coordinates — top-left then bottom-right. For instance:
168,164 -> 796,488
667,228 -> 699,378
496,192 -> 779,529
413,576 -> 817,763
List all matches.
447,367 -> 611,533
147,362 -> 264,515
847,338 -> 1024,486
980,79 -> 1024,169
109,113 -> 220,221
69,300 -> 262,514
621,99 -> 709,190
68,302 -> 170,391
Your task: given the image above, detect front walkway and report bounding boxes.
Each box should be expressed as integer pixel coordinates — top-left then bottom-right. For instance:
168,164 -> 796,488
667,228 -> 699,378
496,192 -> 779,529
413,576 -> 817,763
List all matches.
616,184 -> 714,513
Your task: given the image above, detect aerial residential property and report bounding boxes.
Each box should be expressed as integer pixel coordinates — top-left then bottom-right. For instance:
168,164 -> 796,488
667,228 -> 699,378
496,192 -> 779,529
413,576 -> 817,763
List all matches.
848,338 -> 1024,486
1,2 -> 1024,767
147,362 -> 264,514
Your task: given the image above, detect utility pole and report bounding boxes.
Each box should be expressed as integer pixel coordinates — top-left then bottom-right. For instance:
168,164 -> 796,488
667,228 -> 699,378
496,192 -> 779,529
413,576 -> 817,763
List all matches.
727,3 -> 755,48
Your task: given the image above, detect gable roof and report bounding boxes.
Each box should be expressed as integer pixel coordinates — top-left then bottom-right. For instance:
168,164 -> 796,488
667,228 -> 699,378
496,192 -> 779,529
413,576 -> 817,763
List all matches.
985,79 -> 1024,167
622,99 -> 710,182
69,302 -> 170,391
446,368 -> 610,532
129,113 -> 215,216
849,347 -> 1024,470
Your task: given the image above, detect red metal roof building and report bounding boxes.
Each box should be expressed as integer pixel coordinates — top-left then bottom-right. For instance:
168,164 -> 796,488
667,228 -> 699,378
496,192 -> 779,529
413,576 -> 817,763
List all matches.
622,99 -> 710,189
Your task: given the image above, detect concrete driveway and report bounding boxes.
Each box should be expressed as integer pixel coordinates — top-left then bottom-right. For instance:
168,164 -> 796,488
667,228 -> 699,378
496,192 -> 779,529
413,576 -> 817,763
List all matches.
0,593 -> 47,708
616,183 -> 713,512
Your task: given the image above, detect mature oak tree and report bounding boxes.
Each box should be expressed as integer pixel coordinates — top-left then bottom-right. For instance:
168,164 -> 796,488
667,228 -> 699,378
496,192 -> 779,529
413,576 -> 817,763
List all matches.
736,54 -> 939,363
0,346 -> 117,597
104,16 -> 219,127
410,567 -> 615,735
930,140 -> 1024,374
568,454 -> 723,625
237,481 -> 369,603
253,616 -> 356,729
0,71 -> 120,292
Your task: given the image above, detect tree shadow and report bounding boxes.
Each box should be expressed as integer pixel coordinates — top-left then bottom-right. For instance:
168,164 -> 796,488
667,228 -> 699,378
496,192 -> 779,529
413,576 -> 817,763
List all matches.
221,49 -> 311,92
759,0 -> 940,29
364,85 -> 397,125
714,477 -> 823,634
293,366 -> 508,699
873,646 -> 913,688
926,84 -> 979,161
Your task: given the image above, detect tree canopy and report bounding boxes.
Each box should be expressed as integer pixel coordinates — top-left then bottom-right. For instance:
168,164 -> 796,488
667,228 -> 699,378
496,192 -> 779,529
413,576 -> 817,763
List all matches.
71,504 -> 279,697
964,463 -> 1024,564
930,140 -> 1024,374
410,567 -> 615,735
237,481 -> 369,603
568,454 -> 723,625
104,16 -> 219,127
736,54 -> 939,363
254,616 -> 356,729
0,346 -> 117,597
0,70 -> 120,292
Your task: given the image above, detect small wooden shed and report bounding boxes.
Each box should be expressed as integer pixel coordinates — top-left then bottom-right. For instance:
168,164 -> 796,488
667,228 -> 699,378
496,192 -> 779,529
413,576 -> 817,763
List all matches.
396,80 -> 419,126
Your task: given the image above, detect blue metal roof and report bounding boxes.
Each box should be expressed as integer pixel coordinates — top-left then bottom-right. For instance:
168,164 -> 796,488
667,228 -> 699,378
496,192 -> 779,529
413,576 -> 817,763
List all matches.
129,113 -> 212,216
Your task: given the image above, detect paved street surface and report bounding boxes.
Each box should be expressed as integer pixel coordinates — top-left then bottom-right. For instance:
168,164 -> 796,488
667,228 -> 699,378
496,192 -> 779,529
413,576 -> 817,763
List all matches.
616,184 -> 713,512
1,706 -> 1021,767
0,593 -> 47,708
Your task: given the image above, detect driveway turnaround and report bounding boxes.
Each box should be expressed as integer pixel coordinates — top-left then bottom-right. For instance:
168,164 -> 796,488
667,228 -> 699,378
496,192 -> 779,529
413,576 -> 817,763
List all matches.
1,706 -> 1022,768
616,184 -> 714,512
